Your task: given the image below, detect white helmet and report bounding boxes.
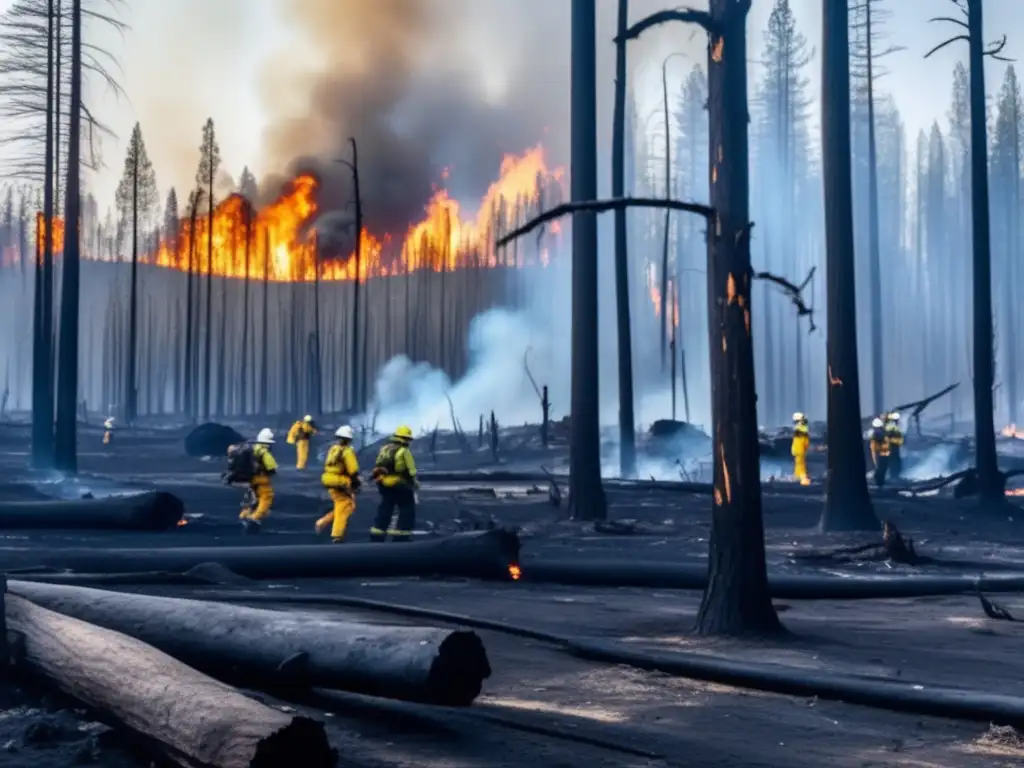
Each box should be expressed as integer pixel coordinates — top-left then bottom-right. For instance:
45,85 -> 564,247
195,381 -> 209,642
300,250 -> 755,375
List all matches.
792,412 -> 804,422
256,428 -> 275,444
871,418 -> 883,428
303,414 -> 313,422
889,412 -> 900,422
335,425 -> 354,440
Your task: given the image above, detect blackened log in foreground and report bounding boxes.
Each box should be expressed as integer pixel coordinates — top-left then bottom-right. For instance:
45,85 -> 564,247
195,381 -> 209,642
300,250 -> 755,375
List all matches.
521,558 -> 1024,599
8,581 -> 491,706
6,594 -> 336,768
0,491 -> 184,530
0,529 -> 519,580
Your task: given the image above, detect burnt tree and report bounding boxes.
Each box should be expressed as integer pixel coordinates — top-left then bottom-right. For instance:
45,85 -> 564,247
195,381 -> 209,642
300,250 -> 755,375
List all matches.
818,0 -> 877,532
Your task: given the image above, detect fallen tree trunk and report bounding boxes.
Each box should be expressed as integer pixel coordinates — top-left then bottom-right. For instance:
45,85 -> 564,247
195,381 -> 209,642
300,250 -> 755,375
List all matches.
521,558 -> 1024,599
6,593 -> 336,768
8,580 -> 492,706
0,529 -> 519,580
0,491 -> 184,530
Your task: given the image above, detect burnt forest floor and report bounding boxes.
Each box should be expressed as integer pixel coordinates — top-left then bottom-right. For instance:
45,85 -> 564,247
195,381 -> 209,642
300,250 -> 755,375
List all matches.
0,421 -> 1022,766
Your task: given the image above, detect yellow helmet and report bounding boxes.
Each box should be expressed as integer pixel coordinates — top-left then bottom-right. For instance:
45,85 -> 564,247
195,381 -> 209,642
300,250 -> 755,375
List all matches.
393,425 -> 414,441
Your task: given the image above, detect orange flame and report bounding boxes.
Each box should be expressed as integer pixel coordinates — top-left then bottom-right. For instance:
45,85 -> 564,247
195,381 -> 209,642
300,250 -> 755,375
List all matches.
35,212 -> 65,257
647,266 -> 680,328
150,145 -> 563,282
176,518 -> 189,527
1002,425 -> 1024,440
508,563 -> 522,581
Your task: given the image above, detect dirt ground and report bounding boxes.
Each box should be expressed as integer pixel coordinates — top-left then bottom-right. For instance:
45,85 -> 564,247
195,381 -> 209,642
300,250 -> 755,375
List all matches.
0,420 -> 1023,767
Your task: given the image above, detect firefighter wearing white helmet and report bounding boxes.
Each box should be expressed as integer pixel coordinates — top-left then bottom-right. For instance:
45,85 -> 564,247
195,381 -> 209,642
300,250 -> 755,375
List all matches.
868,417 -> 890,487
286,414 -> 318,470
238,428 -> 278,531
884,412 -> 904,479
316,424 -> 361,542
102,417 -> 115,446
791,412 -> 811,486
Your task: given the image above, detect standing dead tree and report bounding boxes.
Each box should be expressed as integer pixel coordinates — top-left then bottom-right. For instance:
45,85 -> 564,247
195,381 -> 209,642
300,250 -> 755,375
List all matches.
523,346 -> 551,446
925,0 -> 1011,502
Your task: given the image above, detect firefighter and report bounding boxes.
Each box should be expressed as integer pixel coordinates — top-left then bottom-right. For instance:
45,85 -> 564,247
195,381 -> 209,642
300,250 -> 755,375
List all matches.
885,411 -> 904,480
791,412 -> 811,486
240,428 -> 278,532
370,425 -> 418,542
286,415 -> 317,470
102,417 -> 115,446
869,417 -> 890,487
315,425 -> 361,543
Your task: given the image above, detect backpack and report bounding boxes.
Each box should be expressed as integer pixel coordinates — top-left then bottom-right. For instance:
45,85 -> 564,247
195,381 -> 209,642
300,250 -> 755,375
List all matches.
225,443 -> 259,483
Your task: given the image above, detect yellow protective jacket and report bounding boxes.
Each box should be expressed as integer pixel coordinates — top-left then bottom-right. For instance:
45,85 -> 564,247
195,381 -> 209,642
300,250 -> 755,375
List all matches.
791,424 -> 810,458
287,421 -> 316,444
885,425 -> 904,449
322,443 -> 359,490
251,444 -> 278,485
372,442 -> 418,488
869,428 -> 890,463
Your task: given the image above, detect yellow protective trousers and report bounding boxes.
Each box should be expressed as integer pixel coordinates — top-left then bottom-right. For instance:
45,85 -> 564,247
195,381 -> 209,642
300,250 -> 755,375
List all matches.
103,431 -> 112,445
295,440 -> 310,469
241,483 -> 275,522
316,489 -> 355,541
793,456 -> 809,485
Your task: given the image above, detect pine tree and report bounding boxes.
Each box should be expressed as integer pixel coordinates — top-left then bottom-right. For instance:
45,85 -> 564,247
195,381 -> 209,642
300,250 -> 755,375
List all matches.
114,122 -> 157,422
163,187 -> 179,255
948,63 -> 971,420
195,118 -> 221,419
237,166 -> 258,201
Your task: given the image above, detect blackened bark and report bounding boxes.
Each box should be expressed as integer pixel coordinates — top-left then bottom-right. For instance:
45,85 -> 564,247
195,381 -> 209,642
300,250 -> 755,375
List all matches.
819,0 -> 877,532
349,139 -> 362,411
568,0 -> 607,521
260,229 -> 269,416
611,0 -> 637,478
202,172 -> 213,420
183,193 -> 199,421
240,209 -> 250,415
694,0 -> 780,637
966,0 -> 1002,500
865,0 -> 884,416
53,0 -> 81,473
126,159 -> 139,423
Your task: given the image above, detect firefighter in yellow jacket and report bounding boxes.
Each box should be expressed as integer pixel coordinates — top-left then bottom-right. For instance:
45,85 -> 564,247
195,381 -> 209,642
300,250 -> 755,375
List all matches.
370,425 -> 418,542
102,417 -> 115,445
885,412 -> 904,479
315,425 -> 361,543
286,415 -> 317,470
869,417 -> 890,487
791,412 -> 811,486
240,428 -> 278,532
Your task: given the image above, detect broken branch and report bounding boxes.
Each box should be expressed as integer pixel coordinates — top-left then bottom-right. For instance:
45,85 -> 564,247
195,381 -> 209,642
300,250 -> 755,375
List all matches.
615,8 -> 717,42
753,267 -> 816,333
523,347 -> 543,402
495,198 -> 714,249
924,34 -> 969,58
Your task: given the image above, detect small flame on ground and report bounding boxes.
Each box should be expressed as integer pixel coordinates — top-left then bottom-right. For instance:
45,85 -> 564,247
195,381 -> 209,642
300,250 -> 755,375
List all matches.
1002,425 -> 1024,440
177,518 -> 189,527
508,563 -> 522,581
1006,489 -> 1024,497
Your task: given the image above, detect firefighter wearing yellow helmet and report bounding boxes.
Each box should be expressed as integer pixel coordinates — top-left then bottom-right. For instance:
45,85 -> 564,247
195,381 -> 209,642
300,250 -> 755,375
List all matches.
790,412 -> 811,486
370,425 -> 419,542
884,412 -> 904,479
286,414 -> 317,470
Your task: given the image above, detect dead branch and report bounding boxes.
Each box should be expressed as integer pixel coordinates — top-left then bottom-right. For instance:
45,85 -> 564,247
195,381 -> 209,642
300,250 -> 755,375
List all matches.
924,35 -> 968,58
523,347 -> 543,402
445,393 -> 472,454
495,197 -> 714,249
978,593 -> 1018,621
891,382 -> 959,419
616,8 -> 718,41
753,267 -> 816,332
790,521 -> 931,566
541,465 -> 562,508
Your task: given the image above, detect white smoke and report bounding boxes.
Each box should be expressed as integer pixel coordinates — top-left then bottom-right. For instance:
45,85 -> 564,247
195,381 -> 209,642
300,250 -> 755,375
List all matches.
902,443 -> 967,482
367,307 -> 550,435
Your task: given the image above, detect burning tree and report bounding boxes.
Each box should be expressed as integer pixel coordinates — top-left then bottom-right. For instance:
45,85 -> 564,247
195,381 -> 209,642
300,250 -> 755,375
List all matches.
195,118 -> 221,421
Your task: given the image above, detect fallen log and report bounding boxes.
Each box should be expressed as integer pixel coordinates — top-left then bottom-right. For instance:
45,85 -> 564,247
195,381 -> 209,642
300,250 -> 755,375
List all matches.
0,491 -> 184,530
8,580 -> 492,706
419,469 -> 714,494
0,529 -> 520,580
521,558 -> 1024,599
6,593 -> 336,768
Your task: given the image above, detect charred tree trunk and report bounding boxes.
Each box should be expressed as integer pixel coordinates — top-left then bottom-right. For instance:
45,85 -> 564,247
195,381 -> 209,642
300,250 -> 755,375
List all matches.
568,0 -> 607,521
183,194 -> 199,421
260,229 -> 269,416
202,178 -> 214,420
966,0 -> 1002,500
240,209 -> 251,415
126,158 -> 139,423
1006,101 -> 1021,425
819,0 -> 877,532
53,0 -> 81,473
865,0 -> 884,416
611,0 -> 637,478
694,0 -> 780,637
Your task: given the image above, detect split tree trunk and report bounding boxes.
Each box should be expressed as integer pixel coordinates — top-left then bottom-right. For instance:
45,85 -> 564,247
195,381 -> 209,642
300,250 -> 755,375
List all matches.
694,0 -> 780,637
0,490 -> 183,530
9,580 -> 492,706
818,0 -> 877,532
6,594 -> 335,768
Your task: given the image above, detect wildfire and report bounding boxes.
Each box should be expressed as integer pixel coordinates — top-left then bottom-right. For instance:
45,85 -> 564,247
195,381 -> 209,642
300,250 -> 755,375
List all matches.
149,145 -> 564,282
648,265 -> 680,328
507,563 -> 522,581
35,212 -> 65,257
1006,488 -> 1024,497
1002,425 -> 1024,440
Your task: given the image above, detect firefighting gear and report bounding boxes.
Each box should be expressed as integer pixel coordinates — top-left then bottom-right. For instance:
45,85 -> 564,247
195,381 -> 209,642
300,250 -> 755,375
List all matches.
287,417 -> 318,469
256,428 -> 275,444
370,484 -> 416,542
316,433 -> 360,542
885,413 -> 904,479
392,425 -> 414,441
791,414 -> 810,486
240,443 -> 277,524
869,419 -> 890,487
335,425 -> 354,440
371,440 -> 419,489
102,417 -> 114,445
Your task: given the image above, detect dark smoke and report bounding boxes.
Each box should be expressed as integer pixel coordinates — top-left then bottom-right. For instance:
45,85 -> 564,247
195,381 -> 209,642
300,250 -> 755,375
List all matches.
258,0 -> 574,245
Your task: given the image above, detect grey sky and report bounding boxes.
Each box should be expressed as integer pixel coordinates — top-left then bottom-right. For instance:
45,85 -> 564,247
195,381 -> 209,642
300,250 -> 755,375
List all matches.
1,0 -> 1020,213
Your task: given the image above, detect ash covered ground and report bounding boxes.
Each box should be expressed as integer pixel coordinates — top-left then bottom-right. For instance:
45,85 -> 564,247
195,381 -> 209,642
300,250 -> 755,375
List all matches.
0,418 -> 1023,766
